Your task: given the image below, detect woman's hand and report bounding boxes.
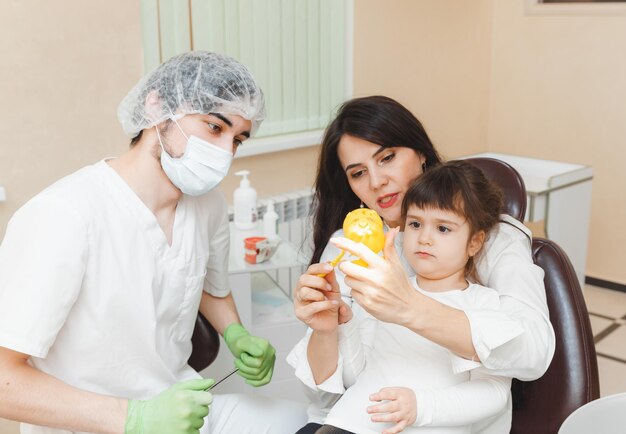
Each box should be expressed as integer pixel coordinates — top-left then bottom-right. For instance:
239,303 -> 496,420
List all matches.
368,387 -> 417,434
332,227 -> 419,326
293,263 -> 352,332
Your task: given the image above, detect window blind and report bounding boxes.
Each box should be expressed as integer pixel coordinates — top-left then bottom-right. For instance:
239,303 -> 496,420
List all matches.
141,0 -> 350,139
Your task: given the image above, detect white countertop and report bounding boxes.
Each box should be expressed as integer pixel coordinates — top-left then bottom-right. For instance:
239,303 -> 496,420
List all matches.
462,152 -> 593,195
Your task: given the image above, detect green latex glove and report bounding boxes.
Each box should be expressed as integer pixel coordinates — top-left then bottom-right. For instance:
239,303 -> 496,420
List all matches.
125,378 -> 215,434
223,323 -> 276,387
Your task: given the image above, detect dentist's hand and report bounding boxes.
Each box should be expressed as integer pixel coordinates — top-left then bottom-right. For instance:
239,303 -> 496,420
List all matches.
224,323 -> 275,387
125,378 -> 214,434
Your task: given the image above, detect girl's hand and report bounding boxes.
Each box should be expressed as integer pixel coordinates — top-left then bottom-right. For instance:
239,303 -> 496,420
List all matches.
293,263 -> 352,332
332,227 -> 419,326
367,387 -> 417,434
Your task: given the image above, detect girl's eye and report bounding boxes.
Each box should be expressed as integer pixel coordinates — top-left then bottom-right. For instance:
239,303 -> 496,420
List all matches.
234,139 -> 243,148
408,221 -> 421,229
437,225 -> 451,233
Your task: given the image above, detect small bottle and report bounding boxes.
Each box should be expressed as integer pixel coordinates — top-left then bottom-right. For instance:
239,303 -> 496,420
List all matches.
263,200 -> 279,238
233,170 -> 257,230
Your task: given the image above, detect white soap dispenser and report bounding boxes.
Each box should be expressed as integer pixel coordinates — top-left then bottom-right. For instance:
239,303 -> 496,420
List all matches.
263,200 -> 279,238
233,170 -> 257,230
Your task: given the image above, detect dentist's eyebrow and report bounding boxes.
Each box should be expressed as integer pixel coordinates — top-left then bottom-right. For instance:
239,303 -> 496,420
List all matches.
344,146 -> 387,172
209,112 -> 232,126
209,112 -> 251,138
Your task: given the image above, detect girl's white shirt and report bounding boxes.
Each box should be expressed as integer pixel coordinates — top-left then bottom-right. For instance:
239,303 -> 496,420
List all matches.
324,283 -> 510,434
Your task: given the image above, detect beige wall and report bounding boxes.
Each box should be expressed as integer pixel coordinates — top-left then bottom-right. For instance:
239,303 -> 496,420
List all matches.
0,0 -> 143,233
353,0 -> 493,160
486,2 -> 626,284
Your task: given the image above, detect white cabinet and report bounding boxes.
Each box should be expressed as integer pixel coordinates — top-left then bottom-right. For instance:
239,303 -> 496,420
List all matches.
199,223 -> 308,402
463,152 -> 593,288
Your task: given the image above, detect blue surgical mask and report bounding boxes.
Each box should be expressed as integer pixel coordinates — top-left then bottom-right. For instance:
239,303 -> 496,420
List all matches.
156,117 -> 233,196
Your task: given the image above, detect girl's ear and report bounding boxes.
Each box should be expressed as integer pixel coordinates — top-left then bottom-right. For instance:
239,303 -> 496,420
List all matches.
468,230 -> 486,257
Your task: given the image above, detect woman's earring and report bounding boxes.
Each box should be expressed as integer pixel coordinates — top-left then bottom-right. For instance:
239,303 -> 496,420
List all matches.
359,202 -> 364,208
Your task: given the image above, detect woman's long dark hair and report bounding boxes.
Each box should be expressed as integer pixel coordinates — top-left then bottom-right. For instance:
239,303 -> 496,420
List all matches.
310,95 -> 442,264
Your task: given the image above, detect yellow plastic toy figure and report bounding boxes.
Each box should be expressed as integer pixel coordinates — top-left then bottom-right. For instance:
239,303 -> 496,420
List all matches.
342,208 -> 385,266
319,208 -> 385,276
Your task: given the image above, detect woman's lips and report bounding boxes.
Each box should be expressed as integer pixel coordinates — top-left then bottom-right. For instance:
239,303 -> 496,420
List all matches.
377,193 -> 399,209
416,251 -> 434,258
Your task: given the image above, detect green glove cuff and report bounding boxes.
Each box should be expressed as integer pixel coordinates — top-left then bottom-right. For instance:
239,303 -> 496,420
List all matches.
224,323 -> 251,358
224,323 -> 249,342
124,399 -> 145,434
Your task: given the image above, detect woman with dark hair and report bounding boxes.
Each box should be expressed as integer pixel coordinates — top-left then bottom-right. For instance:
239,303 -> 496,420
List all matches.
310,95 -> 442,266
287,96 -> 554,433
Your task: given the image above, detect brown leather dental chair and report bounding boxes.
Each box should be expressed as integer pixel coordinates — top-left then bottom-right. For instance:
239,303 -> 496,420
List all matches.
188,312 -> 220,372
512,238 -> 600,433
465,157 -> 600,433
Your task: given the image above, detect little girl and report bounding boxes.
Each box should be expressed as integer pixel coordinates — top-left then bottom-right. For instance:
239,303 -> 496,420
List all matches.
292,160 -> 514,434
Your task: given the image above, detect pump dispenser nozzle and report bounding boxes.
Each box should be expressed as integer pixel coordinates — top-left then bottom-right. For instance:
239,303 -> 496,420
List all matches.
235,170 -> 251,187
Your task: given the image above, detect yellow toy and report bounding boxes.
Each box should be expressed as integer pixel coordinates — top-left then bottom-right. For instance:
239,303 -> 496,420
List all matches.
319,207 -> 385,276
342,207 -> 385,266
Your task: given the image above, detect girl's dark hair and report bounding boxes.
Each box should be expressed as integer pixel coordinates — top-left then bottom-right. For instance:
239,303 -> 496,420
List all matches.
400,160 -> 503,283
310,95 -> 442,264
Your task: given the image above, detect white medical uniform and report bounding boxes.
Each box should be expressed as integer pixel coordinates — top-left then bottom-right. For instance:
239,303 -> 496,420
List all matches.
287,216 -> 555,432
0,160 -> 305,434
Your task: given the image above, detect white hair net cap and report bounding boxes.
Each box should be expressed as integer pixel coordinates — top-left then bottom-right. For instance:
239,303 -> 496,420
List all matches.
118,51 -> 266,138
